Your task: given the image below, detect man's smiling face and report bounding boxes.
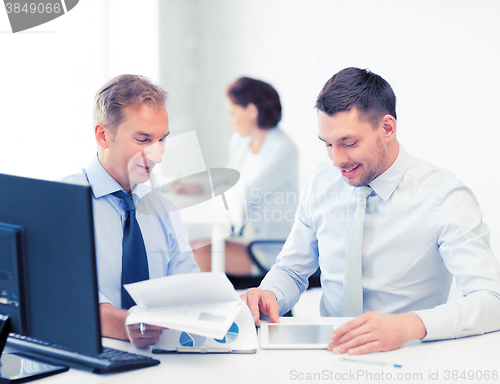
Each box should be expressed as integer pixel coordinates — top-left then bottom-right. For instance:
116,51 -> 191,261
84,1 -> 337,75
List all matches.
318,107 -> 393,187
97,104 -> 169,193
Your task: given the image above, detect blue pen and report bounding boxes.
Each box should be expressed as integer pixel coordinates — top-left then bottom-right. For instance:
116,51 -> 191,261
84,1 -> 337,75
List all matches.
340,357 -> 402,368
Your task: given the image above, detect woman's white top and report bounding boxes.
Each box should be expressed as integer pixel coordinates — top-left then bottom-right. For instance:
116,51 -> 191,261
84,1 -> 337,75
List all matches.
226,127 -> 299,244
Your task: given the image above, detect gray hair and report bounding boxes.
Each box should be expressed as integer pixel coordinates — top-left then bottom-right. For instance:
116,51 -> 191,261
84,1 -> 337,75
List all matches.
93,74 -> 167,133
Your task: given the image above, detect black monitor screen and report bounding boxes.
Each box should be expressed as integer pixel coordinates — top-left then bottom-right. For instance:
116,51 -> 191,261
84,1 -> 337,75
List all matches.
0,173 -> 101,355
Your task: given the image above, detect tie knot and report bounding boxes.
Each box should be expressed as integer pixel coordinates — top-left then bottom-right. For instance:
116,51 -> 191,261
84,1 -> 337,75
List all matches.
357,186 -> 373,200
112,191 -> 136,212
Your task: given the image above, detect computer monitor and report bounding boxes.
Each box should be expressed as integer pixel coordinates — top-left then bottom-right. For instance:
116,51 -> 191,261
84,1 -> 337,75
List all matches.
0,173 -> 102,356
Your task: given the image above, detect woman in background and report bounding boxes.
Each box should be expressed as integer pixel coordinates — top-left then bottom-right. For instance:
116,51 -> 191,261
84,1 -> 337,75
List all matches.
173,77 -> 299,275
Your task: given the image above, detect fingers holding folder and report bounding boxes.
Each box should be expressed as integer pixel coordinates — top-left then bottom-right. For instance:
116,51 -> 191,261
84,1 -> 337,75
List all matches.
126,323 -> 166,349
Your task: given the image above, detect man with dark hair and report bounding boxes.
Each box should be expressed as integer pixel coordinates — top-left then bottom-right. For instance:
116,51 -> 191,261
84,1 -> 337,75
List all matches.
65,74 -> 200,348
242,67 -> 500,355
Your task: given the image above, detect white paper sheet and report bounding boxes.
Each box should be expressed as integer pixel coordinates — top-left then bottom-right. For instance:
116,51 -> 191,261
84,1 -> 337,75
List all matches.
124,272 -> 243,339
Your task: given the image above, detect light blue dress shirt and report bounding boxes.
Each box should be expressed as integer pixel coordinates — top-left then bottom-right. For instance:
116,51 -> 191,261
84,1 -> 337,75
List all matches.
259,146 -> 500,341
64,155 -> 200,308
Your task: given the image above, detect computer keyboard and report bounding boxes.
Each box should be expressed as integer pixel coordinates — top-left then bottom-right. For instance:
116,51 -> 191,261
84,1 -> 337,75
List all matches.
7,333 -> 160,373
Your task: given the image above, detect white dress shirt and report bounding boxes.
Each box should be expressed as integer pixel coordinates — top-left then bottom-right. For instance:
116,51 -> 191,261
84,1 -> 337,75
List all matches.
259,146 -> 500,341
64,155 -> 200,307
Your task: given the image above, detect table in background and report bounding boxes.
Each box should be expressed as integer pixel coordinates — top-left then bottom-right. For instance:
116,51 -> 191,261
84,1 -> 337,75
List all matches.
162,190 -> 238,273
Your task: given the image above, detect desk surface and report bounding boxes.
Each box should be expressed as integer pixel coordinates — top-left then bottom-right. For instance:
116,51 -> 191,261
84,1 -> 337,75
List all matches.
23,317 -> 500,384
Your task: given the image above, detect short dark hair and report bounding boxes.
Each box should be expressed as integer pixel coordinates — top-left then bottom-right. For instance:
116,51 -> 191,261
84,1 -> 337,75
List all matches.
315,67 -> 397,126
227,77 -> 282,129
94,74 -> 167,133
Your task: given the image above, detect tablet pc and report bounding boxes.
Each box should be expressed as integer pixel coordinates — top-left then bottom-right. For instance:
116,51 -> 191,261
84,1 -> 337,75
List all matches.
0,353 -> 68,382
259,323 -> 334,349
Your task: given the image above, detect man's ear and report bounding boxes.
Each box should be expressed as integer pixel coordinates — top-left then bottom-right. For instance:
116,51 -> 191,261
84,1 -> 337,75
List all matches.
381,114 -> 397,140
95,123 -> 109,149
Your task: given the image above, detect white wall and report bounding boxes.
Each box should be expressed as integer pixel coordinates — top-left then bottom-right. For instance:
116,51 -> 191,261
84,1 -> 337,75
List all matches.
0,0 -> 159,179
158,0 -> 500,256
1,0 -> 499,255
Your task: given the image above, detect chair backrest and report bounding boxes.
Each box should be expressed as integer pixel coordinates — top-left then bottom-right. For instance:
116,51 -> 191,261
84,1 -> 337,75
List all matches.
247,240 -> 287,274
227,240 -> 321,290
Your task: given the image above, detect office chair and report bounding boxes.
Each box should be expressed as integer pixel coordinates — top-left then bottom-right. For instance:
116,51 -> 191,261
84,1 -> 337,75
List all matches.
227,240 -> 321,291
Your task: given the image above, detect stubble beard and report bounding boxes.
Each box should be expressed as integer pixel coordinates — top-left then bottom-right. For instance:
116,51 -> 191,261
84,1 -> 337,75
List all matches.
344,138 -> 386,187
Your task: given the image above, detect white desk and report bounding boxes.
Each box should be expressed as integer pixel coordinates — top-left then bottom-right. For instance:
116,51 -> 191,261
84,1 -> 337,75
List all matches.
28,317 -> 500,384
162,184 -> 244,272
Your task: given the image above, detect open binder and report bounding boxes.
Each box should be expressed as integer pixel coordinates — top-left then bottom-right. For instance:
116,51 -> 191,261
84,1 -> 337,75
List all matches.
124,272 -> 258,354
152,305 -> 257,354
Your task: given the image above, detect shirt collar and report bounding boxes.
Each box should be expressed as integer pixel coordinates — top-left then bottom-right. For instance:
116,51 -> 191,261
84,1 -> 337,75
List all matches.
368,145 -> 409,201
84,154 -> 151,199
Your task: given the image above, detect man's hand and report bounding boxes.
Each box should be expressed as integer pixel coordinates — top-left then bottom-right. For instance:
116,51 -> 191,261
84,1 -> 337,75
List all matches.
100,303 -> 164,348
240,288 -> 280,326
328,312 -> 427,355
126,323 -> 165,349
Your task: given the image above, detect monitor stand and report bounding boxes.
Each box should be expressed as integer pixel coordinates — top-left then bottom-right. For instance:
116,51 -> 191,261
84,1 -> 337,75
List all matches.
0,314 -> 68,383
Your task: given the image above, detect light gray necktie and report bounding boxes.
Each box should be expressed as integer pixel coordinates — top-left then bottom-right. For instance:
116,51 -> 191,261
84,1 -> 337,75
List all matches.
343,186 -> 373,317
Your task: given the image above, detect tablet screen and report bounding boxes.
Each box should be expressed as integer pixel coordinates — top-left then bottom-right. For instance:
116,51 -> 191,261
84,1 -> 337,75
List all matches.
0,353 -> 68,381
260,324 -> 334,349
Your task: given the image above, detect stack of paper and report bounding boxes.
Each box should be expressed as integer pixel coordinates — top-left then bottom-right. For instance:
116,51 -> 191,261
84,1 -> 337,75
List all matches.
124,272 -> 244,339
